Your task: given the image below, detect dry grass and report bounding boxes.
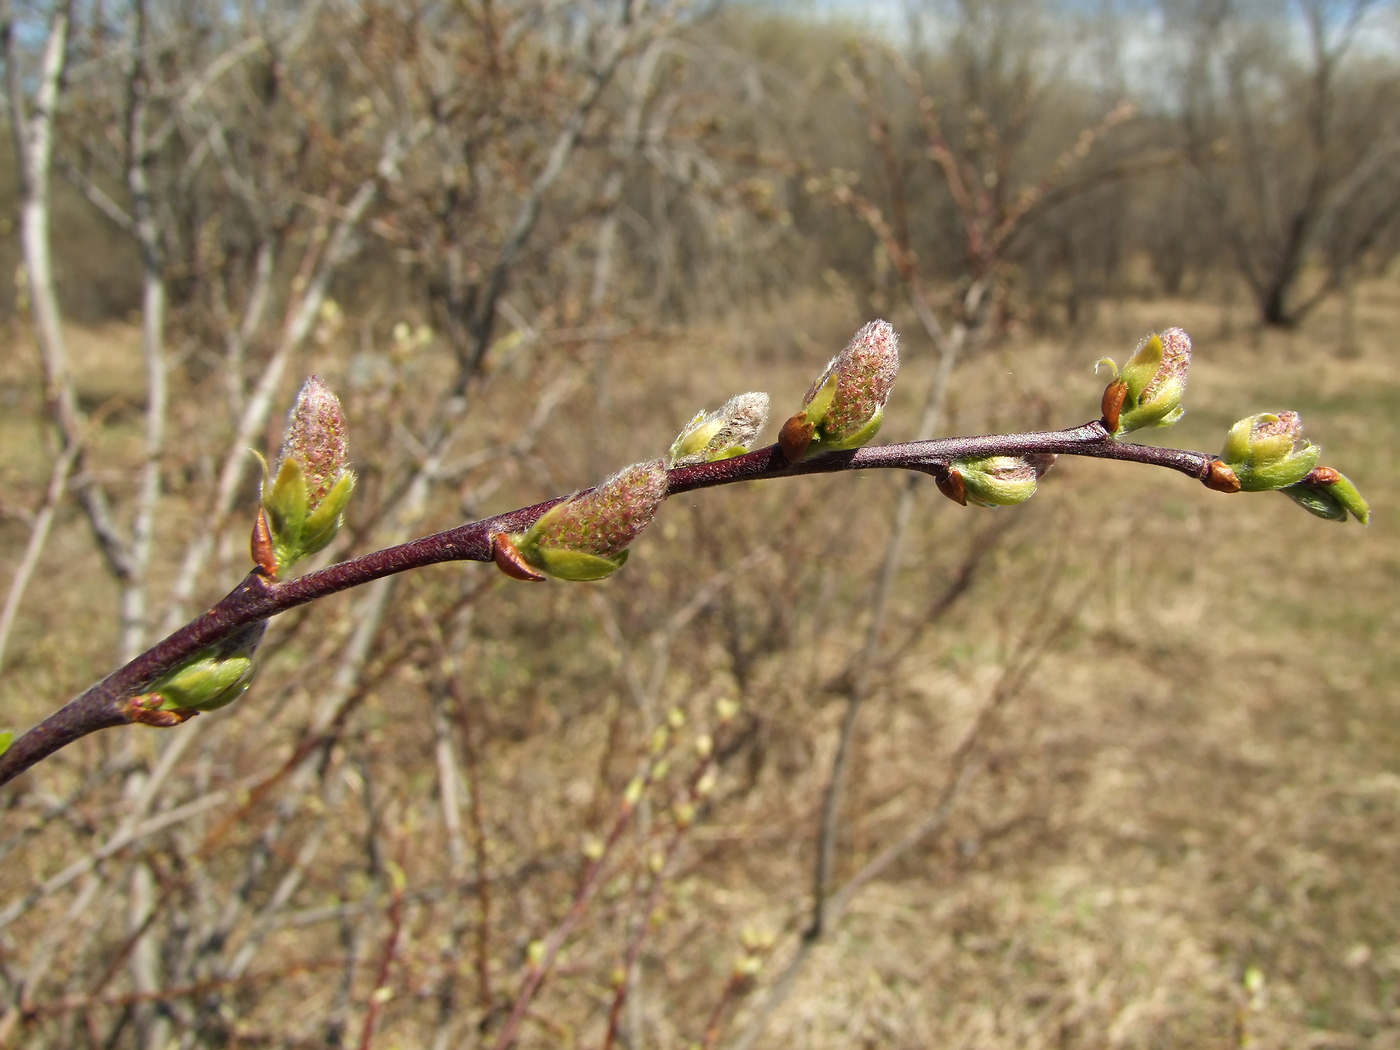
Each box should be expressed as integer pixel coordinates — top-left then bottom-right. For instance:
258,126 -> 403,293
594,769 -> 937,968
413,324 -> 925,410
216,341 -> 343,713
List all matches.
0,278 -> 1395,1048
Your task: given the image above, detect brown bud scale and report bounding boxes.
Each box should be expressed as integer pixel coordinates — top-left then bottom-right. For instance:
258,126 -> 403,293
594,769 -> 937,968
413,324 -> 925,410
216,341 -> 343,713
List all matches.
1204,460 -> 1242,493
778,413 -> 815,464
251,507 -> 278,578
936,468 -> 968,506
125,694 -> 196,728
1100,379 -> 1127,435
492,533 -> 546,582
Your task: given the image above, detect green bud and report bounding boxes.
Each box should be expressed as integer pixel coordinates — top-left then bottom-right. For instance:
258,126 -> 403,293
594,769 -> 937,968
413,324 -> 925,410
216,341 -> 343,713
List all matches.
259,377 -> 356,575
943,455 -> 1052,507
668,392 -> 770,467
1219,411 -> 1321,491
150,654 -> 254,713
1099,328 -> 1191,436
507,459 -> 668,582
788,320 -> 899,459
1281,467 -> 1369,525
145,624 -> 264,714
0,729 -> 12,757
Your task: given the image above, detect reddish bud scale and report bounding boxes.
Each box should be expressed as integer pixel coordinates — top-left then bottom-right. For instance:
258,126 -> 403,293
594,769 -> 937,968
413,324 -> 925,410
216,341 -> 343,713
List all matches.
1100,379 -> 1127,434
250,508 -> 277,577
936,469 -> 968,506
492,533 -> 546,582
1205,460 -> 1242,493
279,376 -> 349,504
125,694 -> 194,728
778,413 -> 815,464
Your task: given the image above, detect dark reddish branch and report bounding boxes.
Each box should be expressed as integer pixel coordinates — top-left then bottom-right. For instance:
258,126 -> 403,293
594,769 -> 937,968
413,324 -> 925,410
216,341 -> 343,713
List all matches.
0,421 -> 1216,789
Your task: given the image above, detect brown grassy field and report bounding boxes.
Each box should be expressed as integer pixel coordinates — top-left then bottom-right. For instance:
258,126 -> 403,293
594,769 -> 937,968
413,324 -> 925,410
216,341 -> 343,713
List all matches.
0,275 -> 1396,1049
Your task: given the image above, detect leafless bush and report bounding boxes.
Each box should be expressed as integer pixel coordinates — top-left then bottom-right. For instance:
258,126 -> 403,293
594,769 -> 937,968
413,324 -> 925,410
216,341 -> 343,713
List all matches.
0,2 -> 1385,1048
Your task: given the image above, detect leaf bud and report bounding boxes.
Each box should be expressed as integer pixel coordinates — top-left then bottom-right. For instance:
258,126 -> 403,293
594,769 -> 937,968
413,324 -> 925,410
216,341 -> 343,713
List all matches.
780,320 -> 899,461
1219,411 -> 1321,491
734,954 -> 764,977
1281,466 -> 1369,525
1098,328 -> 1191,436
258,376 -> 356,576
668,392 -> 770,467
940,454 -> 1053,508
137,623 -> 264,717
500,459 -> 668,582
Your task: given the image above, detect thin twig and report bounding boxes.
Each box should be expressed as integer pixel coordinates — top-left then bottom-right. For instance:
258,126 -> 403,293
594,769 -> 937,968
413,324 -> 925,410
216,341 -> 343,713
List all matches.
0,422 -> 1223,788
489,753 -> 659,1050
356,853 -> 406,1050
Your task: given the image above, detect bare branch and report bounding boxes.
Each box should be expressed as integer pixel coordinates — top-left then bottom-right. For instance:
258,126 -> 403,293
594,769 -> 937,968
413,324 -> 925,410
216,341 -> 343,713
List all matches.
0,420 -> 1221,789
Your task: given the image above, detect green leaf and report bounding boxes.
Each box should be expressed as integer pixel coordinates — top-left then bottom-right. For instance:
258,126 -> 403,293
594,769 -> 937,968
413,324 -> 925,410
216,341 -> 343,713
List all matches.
529,547 -> 629,582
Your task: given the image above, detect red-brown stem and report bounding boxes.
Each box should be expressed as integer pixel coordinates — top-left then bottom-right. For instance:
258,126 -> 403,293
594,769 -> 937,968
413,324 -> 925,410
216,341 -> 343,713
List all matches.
490,771 -> 650,1050
600,750 -> 718,1050
444,675 -> 494,1011
357,858 -> 407,1050
0,421 -> 1218,789
700,971 -> 750,1050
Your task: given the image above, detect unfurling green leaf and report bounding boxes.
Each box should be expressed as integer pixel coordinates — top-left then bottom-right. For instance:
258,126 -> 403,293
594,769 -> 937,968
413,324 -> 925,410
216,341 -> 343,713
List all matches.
669,392 -> 770,467
1219,411 -> 1320,491
1099,328 -> 1191,436
1282,467 -> 1369,525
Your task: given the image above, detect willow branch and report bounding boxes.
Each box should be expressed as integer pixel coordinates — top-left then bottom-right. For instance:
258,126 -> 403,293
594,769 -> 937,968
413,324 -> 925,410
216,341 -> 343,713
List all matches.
0,421 -> 1217,789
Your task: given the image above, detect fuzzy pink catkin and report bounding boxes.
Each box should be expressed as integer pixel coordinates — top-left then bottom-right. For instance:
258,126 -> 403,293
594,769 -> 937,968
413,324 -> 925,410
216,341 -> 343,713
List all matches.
1251,409 -> 1302,442
533,459 -> 668,557
279,376 -> 349,505
1140,327 -> 1192,402
805,320 -> 900,441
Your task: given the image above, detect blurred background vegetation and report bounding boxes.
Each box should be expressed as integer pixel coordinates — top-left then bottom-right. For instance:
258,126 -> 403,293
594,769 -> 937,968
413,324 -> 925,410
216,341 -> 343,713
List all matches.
0,0 -> 1397,1046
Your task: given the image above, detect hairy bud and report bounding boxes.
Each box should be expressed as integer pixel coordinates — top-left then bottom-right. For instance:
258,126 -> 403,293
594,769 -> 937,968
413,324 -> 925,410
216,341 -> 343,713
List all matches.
1098,328 -> 1191,436
257,376 -> 356,576
938,454 -> 1053,507
669,392 -> 770,467
1219,411 -> 1320,492
780,320 -> 899,461
499,459 -> 668,582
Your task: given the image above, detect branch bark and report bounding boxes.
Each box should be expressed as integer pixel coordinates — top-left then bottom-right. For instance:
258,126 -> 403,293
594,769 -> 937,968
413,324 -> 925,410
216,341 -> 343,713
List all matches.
0,422 -> 1220,788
